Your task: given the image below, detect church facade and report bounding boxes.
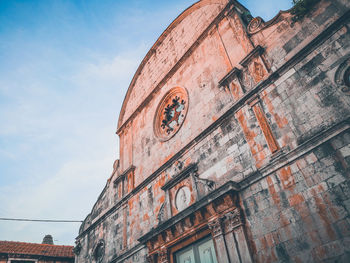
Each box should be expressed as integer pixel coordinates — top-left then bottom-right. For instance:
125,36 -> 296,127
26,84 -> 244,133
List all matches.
75,0 -> 350,262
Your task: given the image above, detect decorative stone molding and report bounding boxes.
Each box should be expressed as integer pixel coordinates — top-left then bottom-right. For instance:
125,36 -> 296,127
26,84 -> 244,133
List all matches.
73,241 -> 82,256
157,202 -> 167,223
154,87 -> 189,141
113,165 -> 136,196
193,175 -> 216,195
161,163 -> 198,191
146,254 -> 155,263
334,57 -> 350,95
93,239 -> 105,263
218,67 -> 242,88
159,247 -> 169,263
138,182 -> 239,258
247,17 -> 265,34
208,218 -> 223,237
222,208 -> 243,233
240,45 -> 264,67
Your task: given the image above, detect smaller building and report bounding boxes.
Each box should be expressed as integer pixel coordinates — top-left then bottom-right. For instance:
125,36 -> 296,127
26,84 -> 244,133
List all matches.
0,235 -> 74,263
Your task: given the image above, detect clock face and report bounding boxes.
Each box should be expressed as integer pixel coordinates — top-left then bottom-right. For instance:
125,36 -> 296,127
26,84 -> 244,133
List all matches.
154,87 -> 188,141
175,186 -> 191,212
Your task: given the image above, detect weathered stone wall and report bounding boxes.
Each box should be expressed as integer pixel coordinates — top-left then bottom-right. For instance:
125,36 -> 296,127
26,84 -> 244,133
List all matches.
76,0 -> 350,262
242,132 -> 350,262
119,0 -> 229,128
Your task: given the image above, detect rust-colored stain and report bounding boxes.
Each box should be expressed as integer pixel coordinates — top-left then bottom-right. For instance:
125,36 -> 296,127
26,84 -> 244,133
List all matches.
311,189 -> 337,240
267,176 -> 280,207
322,192 -> 339,222
229,81 -> 244,101
236,110 -> 256,141
279,213 -> 290,227
143,213 -> 150,221
252,104 -> 279,153
251,61 -> 266,84
278,166 -> 295,190
260,237 -> 268,250
274,113 -> 288,129
265,233 -> 274,248
288,193 -> 304,206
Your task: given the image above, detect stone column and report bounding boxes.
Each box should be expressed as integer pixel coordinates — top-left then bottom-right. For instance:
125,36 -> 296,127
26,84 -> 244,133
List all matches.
158,247 -> 169,263
146,254 -> 155,263
222,209 -> 253,263
208,218 -> 230,263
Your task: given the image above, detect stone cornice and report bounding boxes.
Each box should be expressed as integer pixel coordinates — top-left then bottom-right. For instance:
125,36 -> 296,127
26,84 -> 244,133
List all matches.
218,67 -> 242,87
161,163 -> 197,191
138,181 -> 239,244
113,165 -> 135,185
239,45 -> 264,67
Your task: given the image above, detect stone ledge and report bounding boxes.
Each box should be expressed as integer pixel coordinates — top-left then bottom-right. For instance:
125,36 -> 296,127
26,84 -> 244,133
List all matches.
138,180 -> 239,244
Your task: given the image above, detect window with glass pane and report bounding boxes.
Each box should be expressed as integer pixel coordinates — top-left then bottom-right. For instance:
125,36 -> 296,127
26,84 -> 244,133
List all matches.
175,237 -> 218,263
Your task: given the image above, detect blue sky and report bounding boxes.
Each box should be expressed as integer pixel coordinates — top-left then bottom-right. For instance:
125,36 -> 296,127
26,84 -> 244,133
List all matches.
0,0 -> 292,245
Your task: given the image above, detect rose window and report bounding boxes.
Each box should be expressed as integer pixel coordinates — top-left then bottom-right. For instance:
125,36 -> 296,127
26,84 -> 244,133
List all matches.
154,87 -> 188,141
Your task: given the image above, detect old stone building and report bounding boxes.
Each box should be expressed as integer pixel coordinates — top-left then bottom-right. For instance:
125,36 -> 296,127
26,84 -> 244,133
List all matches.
75,0 -> 350,262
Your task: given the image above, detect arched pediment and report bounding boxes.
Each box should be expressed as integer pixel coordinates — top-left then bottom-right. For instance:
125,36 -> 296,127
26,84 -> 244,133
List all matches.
117,0 -> 229,132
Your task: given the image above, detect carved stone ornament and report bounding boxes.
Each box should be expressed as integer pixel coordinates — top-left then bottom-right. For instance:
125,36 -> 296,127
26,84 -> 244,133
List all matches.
159,247 -> 169,263
93,239 -> 105,263
146,255 -> 155,263
157,202 -> 167,223
175,186 -> 191,212
154,87 -> 189,141
335,58 -> 350,95
247,17 -> 264,34
223,209 -> 242,232
194,175 -> 216,191
73,241 -> 82,256
208,218 -> 223,237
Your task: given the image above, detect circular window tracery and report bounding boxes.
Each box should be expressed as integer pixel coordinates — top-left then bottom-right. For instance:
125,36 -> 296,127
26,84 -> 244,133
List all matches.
334,58 -> 350,95
154,87 -> 189,141
93,239 -> 105,263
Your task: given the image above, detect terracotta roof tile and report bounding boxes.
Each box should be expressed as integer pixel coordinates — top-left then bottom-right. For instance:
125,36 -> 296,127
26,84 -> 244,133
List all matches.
0,240 -> 74,258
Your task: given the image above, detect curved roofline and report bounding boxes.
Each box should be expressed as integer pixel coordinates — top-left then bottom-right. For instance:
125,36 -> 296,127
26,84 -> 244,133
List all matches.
249,8 -> 294,35
117,0 -> 229,130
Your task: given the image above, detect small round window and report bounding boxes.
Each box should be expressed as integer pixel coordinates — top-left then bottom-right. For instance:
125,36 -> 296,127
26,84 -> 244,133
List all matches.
335,58 -> 350,95
154,87 -> 189,141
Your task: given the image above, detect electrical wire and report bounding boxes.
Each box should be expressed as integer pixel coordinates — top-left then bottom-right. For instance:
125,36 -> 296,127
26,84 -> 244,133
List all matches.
0,217 -> 83,223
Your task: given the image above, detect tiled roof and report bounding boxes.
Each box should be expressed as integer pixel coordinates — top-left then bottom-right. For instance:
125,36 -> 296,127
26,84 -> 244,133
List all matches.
0,240 -> 74,258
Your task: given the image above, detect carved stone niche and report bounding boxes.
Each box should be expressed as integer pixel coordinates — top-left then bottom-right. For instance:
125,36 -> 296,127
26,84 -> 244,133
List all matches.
113,165 -> 136,199
158,164 -> 197,223
158,163 -> 217,223
138,181 -> 253,263
219,67 -> 246,101
240,45 -> 269,87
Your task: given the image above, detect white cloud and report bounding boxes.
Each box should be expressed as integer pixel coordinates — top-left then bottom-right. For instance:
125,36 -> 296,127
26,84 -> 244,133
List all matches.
0,44 -> 146,244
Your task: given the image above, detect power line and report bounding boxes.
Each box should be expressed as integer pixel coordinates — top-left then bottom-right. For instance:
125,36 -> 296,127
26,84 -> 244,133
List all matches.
0,217 -> 83,223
